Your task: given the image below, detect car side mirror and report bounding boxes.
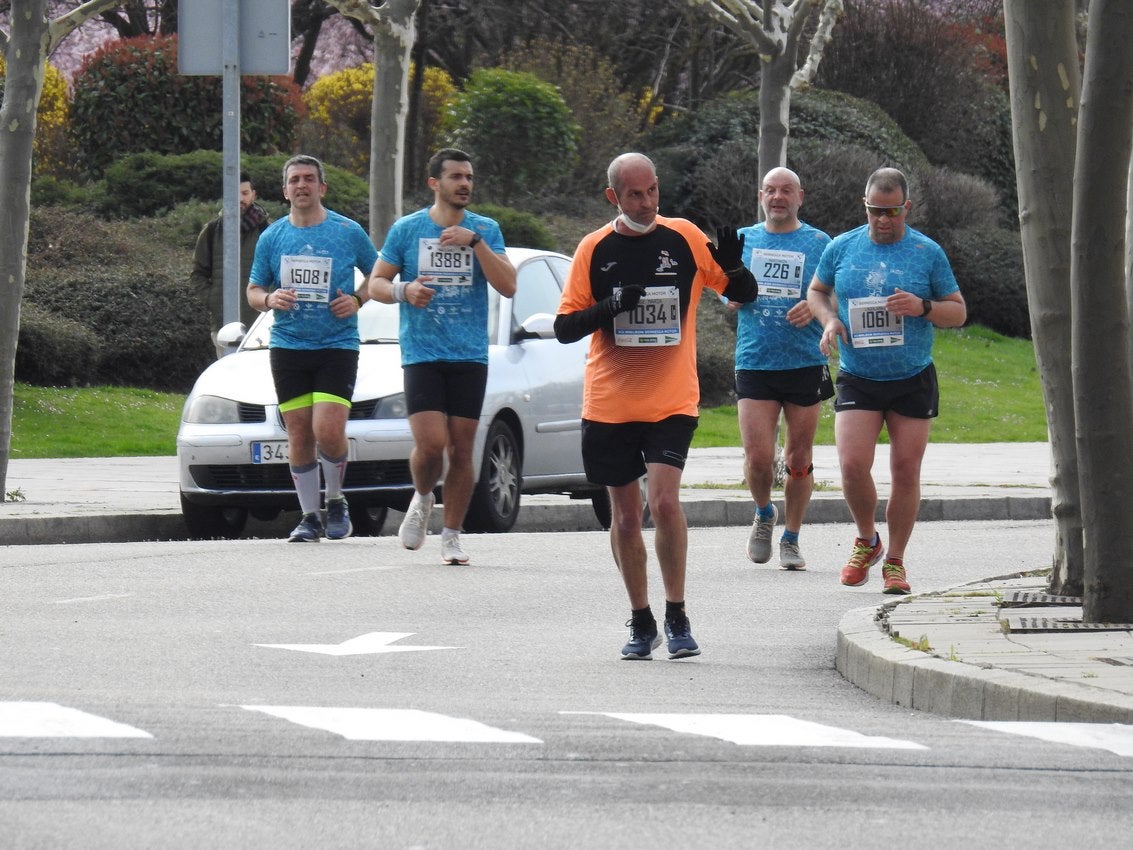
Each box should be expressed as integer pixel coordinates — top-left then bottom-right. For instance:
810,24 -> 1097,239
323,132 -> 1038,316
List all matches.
217,320 -> 247,354
515,312 -> 557,341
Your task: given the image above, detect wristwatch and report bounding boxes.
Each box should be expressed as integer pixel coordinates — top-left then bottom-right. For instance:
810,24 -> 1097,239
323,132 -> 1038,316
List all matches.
469,232 -> 482,248
920,298 -> 933,317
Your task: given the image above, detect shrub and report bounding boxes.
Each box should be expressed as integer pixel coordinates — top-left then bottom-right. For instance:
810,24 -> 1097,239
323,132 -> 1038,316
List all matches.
696,293 -> 739,408
917,167 -> 1002,237
469,204 -> 556,250
25,266 -> 213,391
15,304 -> 101,387
69,35 -> 302,178
504,39 -> 644,198
645,88 -> 926,228
0,56 -> 71,178
817,0 -> 1017,226
786,142 -> 896,236
97,151 -> 369,228
441,68 -> 580,205
300,62 -> 455,178
938,226 -> 1030,339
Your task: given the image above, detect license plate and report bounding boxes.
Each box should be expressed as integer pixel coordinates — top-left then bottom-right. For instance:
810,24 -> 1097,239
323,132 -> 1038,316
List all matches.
251,441 -> 290,464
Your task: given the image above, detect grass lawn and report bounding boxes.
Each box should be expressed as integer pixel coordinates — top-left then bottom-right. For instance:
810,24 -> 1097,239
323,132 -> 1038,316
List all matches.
693,325 -> 1046,447
8,325 -> 1046,459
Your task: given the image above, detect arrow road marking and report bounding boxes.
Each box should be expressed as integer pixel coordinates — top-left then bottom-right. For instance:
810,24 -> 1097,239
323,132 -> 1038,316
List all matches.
241,706 -> 541,743
0,702 -> 152,738
564,712 -> 927,750
255,631 -> 458,656
959,720 -> 1133,756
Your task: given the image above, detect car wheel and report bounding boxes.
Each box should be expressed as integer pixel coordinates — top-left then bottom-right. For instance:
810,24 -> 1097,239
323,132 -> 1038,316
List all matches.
347,498 -> 388,537
464,419 -> 522,533
589,475 -> 650,530
180,493 -> 248,539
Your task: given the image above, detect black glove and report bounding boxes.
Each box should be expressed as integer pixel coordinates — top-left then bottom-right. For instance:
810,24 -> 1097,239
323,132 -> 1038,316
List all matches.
612,284 -> 647,314
708,226 -> 746,275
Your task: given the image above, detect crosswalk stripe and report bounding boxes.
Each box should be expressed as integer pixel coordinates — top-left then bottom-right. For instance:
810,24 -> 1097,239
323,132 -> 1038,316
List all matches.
564,712 -> 927,749
240,706 -> 542,743
0,702 -> 152,738
958,720 -> 1133,756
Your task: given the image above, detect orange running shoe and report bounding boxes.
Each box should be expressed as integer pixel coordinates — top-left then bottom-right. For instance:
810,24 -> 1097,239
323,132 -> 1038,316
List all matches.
882,559 -> 911,595
840,535 -> 884,586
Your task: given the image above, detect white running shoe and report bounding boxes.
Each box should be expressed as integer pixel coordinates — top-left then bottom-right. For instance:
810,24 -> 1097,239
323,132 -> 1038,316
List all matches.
398,493 -> 434,550
440,532 -> 470,565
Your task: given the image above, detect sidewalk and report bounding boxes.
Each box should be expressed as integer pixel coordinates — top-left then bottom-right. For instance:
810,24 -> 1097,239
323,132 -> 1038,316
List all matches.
8,443 -> 1129,724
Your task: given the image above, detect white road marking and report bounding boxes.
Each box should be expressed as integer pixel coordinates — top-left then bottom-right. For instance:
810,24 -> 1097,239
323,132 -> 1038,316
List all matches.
240,706 -> 541,743
0,702 -> 152,738
564,712 -> 927,749
959,720 -> 1133,756
255,631 -> 457,656
52,593 -> 135,605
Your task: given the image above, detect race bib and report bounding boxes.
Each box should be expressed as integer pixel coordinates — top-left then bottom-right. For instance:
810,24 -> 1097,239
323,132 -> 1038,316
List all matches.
750,248 -> 805,299
281,255 -> 333,303
614,286 -> 681,347
847,295 -> 904,348
418,238 -> 473,285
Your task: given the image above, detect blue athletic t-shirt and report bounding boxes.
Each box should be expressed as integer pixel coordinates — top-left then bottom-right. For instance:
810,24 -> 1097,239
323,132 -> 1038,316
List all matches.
815,224 -> 959,381
379,207 -> 507,366
249,210 -> 378,352
734,221 -> 831,371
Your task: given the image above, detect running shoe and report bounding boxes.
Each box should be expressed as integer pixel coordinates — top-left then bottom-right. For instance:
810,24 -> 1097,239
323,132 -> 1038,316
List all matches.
664,614 -> 701,659
288,512 -> 323,543
746,504 -> 778,563
621,619 -> 661,660
398,492 -> 434,550
882,560 -> 912,595
440,532 -> 470,565
779,538 -> 806,571
840,535 -> 884,586
324,497 -> 353,540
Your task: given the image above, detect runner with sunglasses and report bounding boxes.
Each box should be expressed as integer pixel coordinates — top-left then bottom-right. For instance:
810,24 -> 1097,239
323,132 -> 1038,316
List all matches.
806,167 -> 966,594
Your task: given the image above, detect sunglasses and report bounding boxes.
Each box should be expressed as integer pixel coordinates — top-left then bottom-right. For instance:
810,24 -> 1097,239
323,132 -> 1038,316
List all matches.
864,203 -> 906,218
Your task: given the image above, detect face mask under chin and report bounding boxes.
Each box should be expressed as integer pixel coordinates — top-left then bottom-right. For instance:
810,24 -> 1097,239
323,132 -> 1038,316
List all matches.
617,210 -> 656,235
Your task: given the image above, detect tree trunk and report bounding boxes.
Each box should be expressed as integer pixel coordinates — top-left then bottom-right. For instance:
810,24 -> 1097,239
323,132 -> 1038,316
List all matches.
757,50 -> 794,188
368,0 -> 418,247
0,0 -> 49,501
1002,0 -> 1083,594
1070,0 -> 1133,622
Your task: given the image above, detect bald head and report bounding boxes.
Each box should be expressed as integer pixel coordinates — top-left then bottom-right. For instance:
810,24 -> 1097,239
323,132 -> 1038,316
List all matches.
759,167 -> 804,233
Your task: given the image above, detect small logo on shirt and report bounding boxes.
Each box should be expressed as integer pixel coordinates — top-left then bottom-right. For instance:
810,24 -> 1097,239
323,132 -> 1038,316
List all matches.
656,250 -> 678,275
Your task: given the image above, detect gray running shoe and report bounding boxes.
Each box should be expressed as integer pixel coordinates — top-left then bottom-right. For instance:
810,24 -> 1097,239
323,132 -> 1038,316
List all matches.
779,538 -> 806,570
746,504 -> 778,563
324,497 -> 353,540
398,492 -> 434,550
621,620 -> 661,660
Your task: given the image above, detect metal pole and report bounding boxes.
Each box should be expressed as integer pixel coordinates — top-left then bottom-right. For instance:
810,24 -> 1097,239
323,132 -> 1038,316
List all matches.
220,0 -> 241,331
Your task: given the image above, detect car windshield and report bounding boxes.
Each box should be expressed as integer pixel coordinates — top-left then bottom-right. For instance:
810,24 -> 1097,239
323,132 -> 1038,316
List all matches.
239,300 -> 403,351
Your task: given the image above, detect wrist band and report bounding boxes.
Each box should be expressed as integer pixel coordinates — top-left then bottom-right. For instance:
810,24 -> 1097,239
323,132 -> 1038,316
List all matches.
351,293 -> 363,308
393,281 -> 408,303
264,292 -> 272,310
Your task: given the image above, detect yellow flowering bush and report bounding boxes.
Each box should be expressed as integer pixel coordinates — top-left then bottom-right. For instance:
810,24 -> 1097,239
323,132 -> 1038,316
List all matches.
0,56 -> 72,177
301,63 -> 455,176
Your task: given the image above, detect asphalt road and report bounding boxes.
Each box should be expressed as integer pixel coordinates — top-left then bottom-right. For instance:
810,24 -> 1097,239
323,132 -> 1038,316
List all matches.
4,520 -> 1133,849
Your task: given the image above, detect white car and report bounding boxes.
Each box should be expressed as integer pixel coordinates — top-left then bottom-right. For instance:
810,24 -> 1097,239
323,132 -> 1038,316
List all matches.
177,247 -> 604,538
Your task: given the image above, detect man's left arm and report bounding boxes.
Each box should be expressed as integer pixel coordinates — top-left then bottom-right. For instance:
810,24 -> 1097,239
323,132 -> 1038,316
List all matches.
706,226 -> 757,304
474,239 -> 517,297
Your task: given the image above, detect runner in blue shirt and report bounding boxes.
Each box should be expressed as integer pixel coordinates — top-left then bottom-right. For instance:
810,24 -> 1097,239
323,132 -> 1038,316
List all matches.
247,155 -> 378,543
368,149 -> 516,566
732,167 -> 832,571
807,167 -> 966,595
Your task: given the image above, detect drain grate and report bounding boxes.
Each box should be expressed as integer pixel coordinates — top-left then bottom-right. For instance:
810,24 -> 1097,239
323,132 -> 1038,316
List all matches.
1002,615 -> 1133,632
999,591 -> 1083,608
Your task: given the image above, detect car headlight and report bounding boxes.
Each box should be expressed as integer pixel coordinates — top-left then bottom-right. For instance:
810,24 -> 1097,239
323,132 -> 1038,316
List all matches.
372,393 -> 408,419
183,395 -> 243,424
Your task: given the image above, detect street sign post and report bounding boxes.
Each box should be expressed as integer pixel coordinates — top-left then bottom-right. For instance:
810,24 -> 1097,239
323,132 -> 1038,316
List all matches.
178,0 -> 290,333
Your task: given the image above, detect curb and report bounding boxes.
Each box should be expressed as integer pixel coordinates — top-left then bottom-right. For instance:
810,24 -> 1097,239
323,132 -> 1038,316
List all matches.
835,594 -> 1133,724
